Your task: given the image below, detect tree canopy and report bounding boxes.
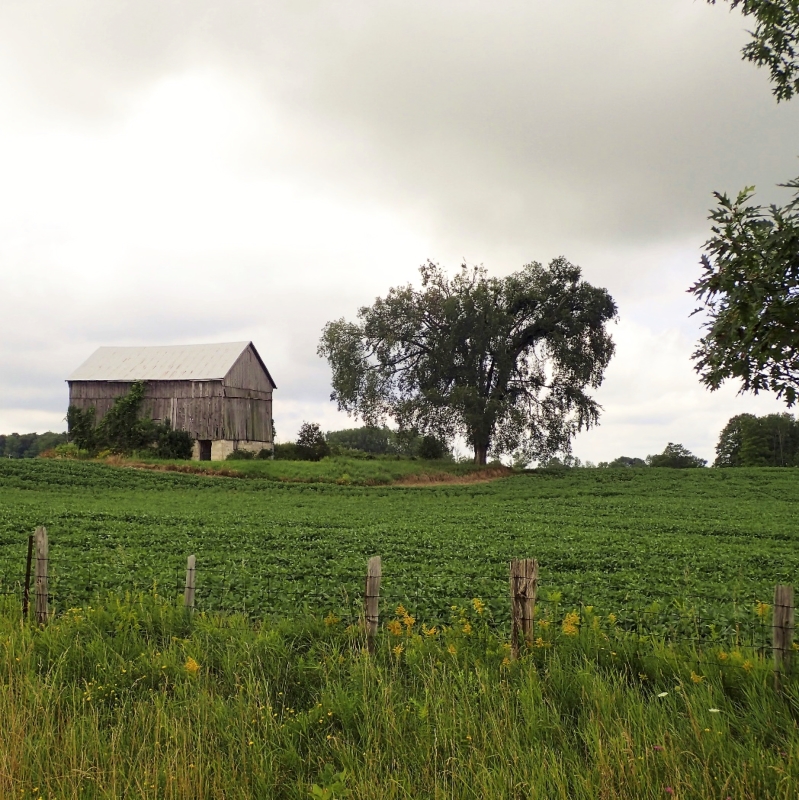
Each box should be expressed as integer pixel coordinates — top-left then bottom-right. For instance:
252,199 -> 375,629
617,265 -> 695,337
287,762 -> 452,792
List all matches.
0,431 -> 67,458
646,443 -> 707,469
715,412 -> 799,466
692,2 -> 799,404
689,181 -> 799,405
318,259 -> 617,464
711,1 -> 799,102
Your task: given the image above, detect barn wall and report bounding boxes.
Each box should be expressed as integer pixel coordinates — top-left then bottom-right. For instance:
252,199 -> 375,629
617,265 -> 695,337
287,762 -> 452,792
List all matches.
224,345 -> 275,393
68,380 -> 273,443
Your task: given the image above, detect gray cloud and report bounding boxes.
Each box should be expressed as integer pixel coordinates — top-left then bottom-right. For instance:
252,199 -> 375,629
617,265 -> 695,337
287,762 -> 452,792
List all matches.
1,0 -> 796,457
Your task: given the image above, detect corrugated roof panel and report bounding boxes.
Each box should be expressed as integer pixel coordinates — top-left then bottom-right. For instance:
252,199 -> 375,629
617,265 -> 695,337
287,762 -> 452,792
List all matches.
68,342 -> 252,381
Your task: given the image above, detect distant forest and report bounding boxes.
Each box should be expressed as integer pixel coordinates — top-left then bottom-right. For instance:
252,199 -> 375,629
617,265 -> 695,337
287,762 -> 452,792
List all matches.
715,413 -> 799,467
0,431 -> 68,459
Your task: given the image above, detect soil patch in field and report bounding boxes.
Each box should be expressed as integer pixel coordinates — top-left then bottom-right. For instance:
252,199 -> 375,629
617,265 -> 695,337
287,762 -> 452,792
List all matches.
395,466 -> 512,485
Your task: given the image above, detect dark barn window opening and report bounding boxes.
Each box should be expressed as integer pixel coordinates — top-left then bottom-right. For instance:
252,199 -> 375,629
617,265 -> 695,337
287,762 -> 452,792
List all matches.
199,440 -> 212,461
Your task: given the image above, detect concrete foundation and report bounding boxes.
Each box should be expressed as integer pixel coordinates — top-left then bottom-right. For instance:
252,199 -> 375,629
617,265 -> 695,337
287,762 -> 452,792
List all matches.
192,439 -> 273,461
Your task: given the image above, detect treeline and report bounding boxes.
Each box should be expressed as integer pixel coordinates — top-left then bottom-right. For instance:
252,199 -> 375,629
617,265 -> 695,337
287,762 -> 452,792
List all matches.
574,414 -> 799,470
545,442 -> 707,470
0,431 -> 68,459
229,424 -> 451,462
715,413 -> 799,467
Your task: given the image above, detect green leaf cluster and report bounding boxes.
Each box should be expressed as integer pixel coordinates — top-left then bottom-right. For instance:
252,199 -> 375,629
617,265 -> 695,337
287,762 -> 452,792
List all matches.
689,182 -> 799,405
712,0 -> 799,102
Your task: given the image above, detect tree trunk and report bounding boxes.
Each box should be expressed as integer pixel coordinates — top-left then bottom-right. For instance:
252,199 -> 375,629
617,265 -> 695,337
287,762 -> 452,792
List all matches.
474,444 -> 488,465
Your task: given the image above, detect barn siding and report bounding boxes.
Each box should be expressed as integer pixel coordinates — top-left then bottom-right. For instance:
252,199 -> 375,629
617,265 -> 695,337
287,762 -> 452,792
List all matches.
224,345 -> 275,393
68,379 -> 273,443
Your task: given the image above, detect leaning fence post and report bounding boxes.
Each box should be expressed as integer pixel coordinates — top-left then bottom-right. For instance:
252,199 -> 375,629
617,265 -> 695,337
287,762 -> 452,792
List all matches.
364,556 -> 382,654
184,555 -> 196,614
34,526 -> 48,624
22,534 -> 34,618
510,558 -> 538,658
773,584 -> 794,691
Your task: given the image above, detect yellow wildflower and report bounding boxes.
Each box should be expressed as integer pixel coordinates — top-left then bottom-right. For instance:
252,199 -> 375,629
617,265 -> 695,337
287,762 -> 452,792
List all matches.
742,660 -> 753,673
472,598 -> 486,615
403,614 -> 415,630
392,644 -> 404,656
501,657 -> 511,668
423,626 -> 438,637
538,619 -> 550,629
395,604 -> 407,617
447,644 -> 457,655
535,637 -> 546,648
690,671 -> 704,684
324,612 -> 340,627
185,657 -> 200,675
607,613 -> 617,625
562,611 -> 580,637
387,619 -> 403,636
461,621 -> 473,635
755,601 -> 769,620
717,651 -> 728,661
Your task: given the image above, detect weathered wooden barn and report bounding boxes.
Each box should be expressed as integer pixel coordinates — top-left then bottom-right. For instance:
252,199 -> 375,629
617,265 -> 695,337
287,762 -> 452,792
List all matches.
67,342 -> 276,460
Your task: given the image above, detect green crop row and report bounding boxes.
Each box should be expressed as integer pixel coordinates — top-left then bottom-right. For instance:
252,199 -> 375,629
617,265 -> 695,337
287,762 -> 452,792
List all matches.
0,459 -> 797,639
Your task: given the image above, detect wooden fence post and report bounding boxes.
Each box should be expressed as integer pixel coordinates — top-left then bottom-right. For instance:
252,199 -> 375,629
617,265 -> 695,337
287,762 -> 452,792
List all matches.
510,558 -> 538,658
184,555 -> 196,614
22,534 -> 34,618
364,556 -> 381,654
773,584 -> 794,691
34,526 -> 48,625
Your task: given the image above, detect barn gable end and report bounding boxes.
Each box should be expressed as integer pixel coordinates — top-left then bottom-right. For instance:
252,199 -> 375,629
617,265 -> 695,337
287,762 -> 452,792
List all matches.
223,343 -> 276,394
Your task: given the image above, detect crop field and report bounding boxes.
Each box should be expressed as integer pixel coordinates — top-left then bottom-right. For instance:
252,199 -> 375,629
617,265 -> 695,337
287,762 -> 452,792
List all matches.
0,459 -> 797,636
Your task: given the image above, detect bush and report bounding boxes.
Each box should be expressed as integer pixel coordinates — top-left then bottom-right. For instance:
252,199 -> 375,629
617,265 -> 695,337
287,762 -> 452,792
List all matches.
607,456 -> 647,468
646,443 -> 707,469
273,443 -> 303,460
225,449 -> 255,461
48,443 -> 86,459
325,426 -> 395,454
418,435 -> 447,460
296,422 -> 330,461
155,424 -> 195,460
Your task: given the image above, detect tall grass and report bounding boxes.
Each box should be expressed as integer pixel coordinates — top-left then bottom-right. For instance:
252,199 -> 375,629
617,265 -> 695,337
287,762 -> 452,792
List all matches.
1,594 -> 797,798
124,455 -> 506,485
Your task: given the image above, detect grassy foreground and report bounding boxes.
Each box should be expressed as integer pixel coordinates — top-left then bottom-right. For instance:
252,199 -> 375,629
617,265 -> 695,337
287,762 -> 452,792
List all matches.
1,594 -> 797,799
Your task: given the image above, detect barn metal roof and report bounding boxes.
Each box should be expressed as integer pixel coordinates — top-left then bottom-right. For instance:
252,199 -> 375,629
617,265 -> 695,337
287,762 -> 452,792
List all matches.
68,342 -> 269,382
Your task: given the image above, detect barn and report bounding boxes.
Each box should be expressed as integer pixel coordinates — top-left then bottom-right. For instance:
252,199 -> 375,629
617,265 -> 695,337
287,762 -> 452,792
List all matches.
67,342 -> 276,460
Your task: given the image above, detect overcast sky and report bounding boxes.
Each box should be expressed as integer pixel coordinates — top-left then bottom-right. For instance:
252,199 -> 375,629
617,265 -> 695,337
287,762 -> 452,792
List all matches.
1,0 -> 797,463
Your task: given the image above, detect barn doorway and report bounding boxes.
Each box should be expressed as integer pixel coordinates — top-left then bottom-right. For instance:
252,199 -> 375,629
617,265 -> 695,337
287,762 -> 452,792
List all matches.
199,440 -> 212,461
